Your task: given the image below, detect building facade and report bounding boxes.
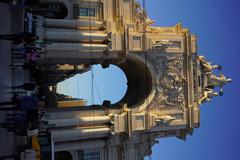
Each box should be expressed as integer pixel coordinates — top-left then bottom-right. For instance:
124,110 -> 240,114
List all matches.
34,0 -> 231,160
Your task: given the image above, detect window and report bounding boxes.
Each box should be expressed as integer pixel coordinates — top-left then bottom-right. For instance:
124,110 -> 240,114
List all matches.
132,36 -> 142,50
78,151 -> 100,160
73,2 -> 102,20
169,41 -> 182,49
132,114 -> 146,131
135,115 -> 145,129
79,8 -> 96,17
198,75 -> 201,87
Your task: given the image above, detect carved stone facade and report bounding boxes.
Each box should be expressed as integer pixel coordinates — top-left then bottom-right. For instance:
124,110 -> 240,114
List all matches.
146,54 -> 185,111
33,0 -> 231,160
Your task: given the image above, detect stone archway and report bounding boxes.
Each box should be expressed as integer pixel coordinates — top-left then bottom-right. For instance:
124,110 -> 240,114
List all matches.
44,52 -> 156,111
113,54 -> 156,109
30,1 -> 232,159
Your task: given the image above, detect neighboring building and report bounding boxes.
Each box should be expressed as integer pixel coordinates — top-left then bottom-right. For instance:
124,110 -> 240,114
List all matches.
34,0 -> 231,160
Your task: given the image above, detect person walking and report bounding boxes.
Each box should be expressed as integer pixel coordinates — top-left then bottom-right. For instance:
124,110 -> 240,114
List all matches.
26,49 -> 41,62
0,32 -> 38,44
0,0 -> 15,5
1,121 -> 29,136
12,42 -> 42,53
0,110 -> 28,134
0,95 -> 39,111
10,60 -> 37,70
0,149 -> 37,160
0,0 -> 30,9
11,82 -> 36,91
0,152 -> 21,160
6,111 -> 26,122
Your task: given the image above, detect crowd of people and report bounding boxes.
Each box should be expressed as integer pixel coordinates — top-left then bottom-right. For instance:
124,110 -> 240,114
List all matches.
0,0 -> 71,158
1,31 -> 41,59
0,1 -> 44,160
0,93 -> 43,160
0,91 -> 43,160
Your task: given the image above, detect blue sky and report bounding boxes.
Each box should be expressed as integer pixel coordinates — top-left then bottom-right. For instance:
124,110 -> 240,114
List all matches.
144,0 -> 240,160
57,64 -> 127,105
58,0 -> 240,159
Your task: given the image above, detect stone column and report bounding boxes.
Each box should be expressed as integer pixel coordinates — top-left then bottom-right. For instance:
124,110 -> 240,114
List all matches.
48,116 -> 110,127
54,140 -> 106,152
45,30 -> 108,42
52,127 -> 110,142
45,43 -> 108,52
44,18 -> 104,29
45,109 -> 107,120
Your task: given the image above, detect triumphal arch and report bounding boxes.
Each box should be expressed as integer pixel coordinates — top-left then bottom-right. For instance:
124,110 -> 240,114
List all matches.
33,0 -> 231,159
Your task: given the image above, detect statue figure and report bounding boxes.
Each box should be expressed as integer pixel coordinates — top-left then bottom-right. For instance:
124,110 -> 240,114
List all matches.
156,115 -> 176,124
199,88 -> 219,104
198,56 -> 220,73
135,2 -> 154,32
209,74 -> 232,88
197,56 -> 231,100
145,18 -> 154,26
152,40 -> 172,51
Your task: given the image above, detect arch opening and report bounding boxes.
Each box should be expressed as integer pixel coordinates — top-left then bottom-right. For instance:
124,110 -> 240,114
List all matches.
57,64 -> 128,105
55,55 -> 154,108
115,56 -> 154,107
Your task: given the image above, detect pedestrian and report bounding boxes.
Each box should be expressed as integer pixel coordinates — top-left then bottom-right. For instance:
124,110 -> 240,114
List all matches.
0,151 -> 21,160
0,32 -> 38,44
26,49 -> 41,61
0,120 -> 28,135
31,135 -> 41,160
0,149 -> 37,160
0,95 -> 39,111
12,42 -> 42,52
6,111 -> 26,122
0,0 -> 15,5
25,44 -> 42,51
12,46 -> 30,54
11,45 -> 42,62
0,110 -> 40,136
0,0 -> 35,9
10,60 -> 37,70
25,0 -> 39,6
10,115 -> 39,136
0,110 -> 27,130
11,82 -> 36,91
21,149 -> 36,160
26,109 -> 39,128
